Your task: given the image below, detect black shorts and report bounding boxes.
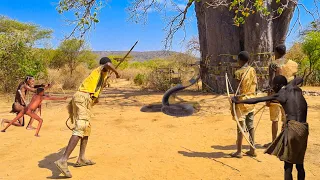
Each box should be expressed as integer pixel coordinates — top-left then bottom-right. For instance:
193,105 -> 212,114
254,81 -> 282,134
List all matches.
11,102 -> 26,113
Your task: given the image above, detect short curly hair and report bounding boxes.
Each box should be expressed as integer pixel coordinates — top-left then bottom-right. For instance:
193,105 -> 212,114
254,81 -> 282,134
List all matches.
99,57 -> 112,65
275,44 -> 286,56
238,51 -> 250,62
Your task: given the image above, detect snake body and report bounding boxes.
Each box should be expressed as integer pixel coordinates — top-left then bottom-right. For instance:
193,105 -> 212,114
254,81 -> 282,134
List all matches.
140,71 -> 200,117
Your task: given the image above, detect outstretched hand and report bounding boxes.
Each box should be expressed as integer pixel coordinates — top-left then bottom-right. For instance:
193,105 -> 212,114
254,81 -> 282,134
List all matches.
64,96 -> 72,100
231,96 -> 239,104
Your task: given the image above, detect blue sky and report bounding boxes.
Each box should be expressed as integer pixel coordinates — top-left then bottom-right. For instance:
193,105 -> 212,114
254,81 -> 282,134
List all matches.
0,0 -> 317,52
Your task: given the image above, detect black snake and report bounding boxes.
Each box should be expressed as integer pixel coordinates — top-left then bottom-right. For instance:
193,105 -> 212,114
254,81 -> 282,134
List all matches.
140,66 -> 200,117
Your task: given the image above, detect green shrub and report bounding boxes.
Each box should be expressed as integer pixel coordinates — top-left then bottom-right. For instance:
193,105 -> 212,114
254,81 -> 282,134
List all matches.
134,73 -> 146,86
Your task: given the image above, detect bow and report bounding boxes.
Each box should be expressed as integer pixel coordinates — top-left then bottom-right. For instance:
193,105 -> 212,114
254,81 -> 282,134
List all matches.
226,55 -> 272,149
226,71 -> 256,150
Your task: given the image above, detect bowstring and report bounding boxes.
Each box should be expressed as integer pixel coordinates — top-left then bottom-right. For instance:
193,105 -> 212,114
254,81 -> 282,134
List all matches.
254,105 -> 266,135
233,60 -> 256,147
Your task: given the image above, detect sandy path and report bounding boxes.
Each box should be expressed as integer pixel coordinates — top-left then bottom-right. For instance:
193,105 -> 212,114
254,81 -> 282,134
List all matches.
0,80 -> 319,180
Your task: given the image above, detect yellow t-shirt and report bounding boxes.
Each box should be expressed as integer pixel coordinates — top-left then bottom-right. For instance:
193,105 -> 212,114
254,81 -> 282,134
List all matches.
233,64 -> 257,116
78,66 -> 108,98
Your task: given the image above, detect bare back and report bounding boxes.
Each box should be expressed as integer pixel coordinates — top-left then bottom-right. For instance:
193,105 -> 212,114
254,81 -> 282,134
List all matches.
276,85 -> 308,123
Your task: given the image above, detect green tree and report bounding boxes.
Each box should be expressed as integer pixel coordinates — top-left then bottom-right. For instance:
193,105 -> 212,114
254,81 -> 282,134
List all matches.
0,16 -> 52,92
301,31 -> 320,85
50,39 -> 98,75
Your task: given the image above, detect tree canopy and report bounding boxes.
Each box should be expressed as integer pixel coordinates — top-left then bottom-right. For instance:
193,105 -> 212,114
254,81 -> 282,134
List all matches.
50,38 -> 98,75
301,31 -> 320,85
0,17 -> 52,92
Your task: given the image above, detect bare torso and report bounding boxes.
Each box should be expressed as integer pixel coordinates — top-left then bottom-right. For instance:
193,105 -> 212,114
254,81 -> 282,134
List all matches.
26,95 -> 43,111
276,85 -> 308,123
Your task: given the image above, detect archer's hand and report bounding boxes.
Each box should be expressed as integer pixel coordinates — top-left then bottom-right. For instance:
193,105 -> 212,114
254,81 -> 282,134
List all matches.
231,96 -> 239,104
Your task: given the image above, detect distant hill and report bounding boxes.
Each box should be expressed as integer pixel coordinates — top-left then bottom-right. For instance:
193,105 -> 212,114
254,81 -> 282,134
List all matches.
93,51 -> 180,62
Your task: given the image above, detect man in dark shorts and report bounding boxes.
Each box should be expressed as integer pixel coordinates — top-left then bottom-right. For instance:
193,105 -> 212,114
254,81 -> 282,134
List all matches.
232,75 -> 308,180
266,44 -> 299,148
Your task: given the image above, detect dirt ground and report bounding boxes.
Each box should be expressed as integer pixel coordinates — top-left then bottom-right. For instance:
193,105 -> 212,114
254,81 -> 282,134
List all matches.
0,79 -> 319,180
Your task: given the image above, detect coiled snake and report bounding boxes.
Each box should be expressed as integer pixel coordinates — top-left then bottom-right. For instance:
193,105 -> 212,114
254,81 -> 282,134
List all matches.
140,65 -> 200,117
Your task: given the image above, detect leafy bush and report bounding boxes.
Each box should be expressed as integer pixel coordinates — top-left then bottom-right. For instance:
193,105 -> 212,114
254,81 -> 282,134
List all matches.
147,69 -> 172,91
133,73 -> 147,86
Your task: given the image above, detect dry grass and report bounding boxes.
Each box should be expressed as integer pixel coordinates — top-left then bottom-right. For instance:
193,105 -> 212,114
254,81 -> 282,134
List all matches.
46,64 -> 90,91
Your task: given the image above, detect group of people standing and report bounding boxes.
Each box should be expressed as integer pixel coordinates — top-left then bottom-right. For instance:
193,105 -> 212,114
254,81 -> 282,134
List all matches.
1,47 -> 309,179
230,44 -> 308,180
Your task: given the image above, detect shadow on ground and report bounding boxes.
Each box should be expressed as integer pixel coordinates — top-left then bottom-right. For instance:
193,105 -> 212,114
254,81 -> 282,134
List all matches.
211,144 -> 265,150
178,147 -> 241,172
38,147 -> 76,179
178,151 -> 228,159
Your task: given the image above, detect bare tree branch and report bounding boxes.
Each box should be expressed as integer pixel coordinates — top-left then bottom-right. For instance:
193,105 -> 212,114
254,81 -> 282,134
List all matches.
163,1 -> 194,49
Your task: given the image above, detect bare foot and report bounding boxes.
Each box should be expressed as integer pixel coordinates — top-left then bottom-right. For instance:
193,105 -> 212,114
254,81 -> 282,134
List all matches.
26,126 -> 36,130
1,129 -> 6,132
35,134 -> 40,137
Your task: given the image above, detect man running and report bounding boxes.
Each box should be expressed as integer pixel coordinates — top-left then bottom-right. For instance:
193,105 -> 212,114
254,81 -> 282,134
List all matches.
266,44 -> 298,147
229,51 -> 257,158
55,57 -> 120,178
1,88 -> 67,137
1,76 -> 52,127
233,75 -> 308,180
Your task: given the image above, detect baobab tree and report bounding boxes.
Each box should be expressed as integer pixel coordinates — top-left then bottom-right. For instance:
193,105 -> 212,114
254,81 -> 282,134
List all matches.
57,0 -> 320,92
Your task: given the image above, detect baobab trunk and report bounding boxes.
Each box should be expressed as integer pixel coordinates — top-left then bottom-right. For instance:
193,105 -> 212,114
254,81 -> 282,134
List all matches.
195,0 -> 296,93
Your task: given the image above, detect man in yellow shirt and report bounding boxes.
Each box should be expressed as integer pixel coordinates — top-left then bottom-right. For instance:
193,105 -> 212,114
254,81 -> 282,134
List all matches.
55,57 -> 120,178
230,51 -> 257,158
265,44 -> 298,147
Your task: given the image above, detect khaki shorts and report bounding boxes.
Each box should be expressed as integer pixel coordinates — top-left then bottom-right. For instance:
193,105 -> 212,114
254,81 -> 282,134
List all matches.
73,120 -> 91,137
269,103 -> 285,122
71,91 -> 93,137
236,112 -> 254,133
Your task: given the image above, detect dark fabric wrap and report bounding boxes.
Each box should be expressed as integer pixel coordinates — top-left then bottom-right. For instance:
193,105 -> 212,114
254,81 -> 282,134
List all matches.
265,120 -> 309,164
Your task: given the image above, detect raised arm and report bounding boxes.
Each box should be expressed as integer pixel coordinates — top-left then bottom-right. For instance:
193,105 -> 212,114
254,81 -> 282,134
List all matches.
24,84 -> 37,93
42,95 -> 68,101
104,62 -> 120,78
289,77 -> 303,86
35,83 -> 53,90
233,94 -> 279,104
34,84 -> 45,88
